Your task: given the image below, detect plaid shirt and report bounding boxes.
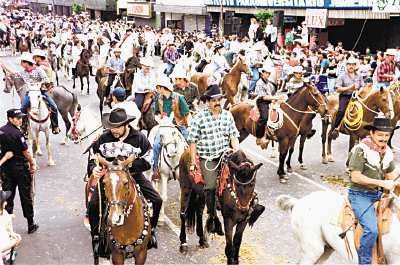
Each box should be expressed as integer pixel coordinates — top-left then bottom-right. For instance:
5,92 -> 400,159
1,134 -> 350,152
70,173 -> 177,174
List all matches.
188,109 -> 239,160
19,66 -> 49,84
376,60 -> 396,83
164,48 -> 180,64
106,56 -> 125,72
173,82 -> 200,110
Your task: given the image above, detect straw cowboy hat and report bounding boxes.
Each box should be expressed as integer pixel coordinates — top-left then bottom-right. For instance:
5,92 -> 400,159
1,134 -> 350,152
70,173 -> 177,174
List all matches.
20,52 -> 35,64
33,49 -> 46,58
346,57 -> 358,64
101,108 -> 135,129
292,65 -> 304,73
259,64 -> 274,73
364,115 -> 393,132
156,75 -> 173,91
385,48 -> 397,56
252,42 -> 264,51
113,47 -> 122,53
200,84 -> 226,102
205,38 -> 213,44
140,57 -> 154,67
171,67 -> 189,81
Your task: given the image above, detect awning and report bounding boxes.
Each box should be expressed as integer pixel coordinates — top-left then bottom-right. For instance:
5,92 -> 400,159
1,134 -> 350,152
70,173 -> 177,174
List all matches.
154,4 -> 207,16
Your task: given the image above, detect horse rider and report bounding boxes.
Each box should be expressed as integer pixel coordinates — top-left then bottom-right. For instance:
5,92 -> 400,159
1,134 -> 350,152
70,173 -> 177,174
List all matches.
118,28 -> 140,63
331,57 -> 364,140
347,115 -> 399,265
71,39 -> 84,76
16,25 -> 31,53
254,65 -> 286,149
152,76 -> 191,180
211,44 -> 230,85
195,37 -> 213,72
39,29 -> 54,49
164,41 -> 180,77
87,108 -> 162,250
0,108 -> 39,234
0,53 -> 61,134
248,42 -> 265,93
132,57 -> 156,110
286,65 -> 305,97
376,49 -> 399,89
172,67 -> 200,113
33,49 -> 53,82
111,87 -> 141,130
104,47 -> 125,105
188,84 -> 265,234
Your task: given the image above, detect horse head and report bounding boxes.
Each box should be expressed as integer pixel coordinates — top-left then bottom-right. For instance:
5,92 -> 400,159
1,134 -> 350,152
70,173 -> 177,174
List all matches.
123,67 -> 136,91
3,70 -> 14,93
28,84 -> 44,116
97,153 -> 136,227
304,82 -> 328,118
237,56 -> 252,78
158,117 -> 180,159
80,49 -> 90,61
68,104 -> 82,141
366,87 -> 391,118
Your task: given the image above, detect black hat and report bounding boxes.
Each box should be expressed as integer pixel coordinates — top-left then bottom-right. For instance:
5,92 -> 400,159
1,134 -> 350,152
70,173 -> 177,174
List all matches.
101,108 -> 135,129
7,108 -> 26,119
200,84 -> 226,102
364,115 -> 393,132
0,190 -> 12,205
214,44 -> 224,53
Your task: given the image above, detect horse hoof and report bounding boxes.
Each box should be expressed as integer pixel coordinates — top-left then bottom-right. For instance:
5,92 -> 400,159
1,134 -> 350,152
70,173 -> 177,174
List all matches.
300,164 -> 308,170
328,156 -> 335,162
180,244 -> 189,254
37,151 -> 43,156
322,158 -> 328,164
60,139 -> 66,145
270,153 -> 276,158
199,239 -> 209,248
287,168 -> 293,173
158,216 -> 165,223
279,177 -> 287,184
48,160 -> 55,167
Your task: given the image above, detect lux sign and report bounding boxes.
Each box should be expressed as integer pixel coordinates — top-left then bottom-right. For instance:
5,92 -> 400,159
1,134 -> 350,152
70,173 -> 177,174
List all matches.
127,2 -> 151,18
305,9 -> 327,28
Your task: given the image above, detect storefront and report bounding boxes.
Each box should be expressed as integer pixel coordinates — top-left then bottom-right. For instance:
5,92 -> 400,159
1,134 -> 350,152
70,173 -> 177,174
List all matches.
118,1 -> 156,28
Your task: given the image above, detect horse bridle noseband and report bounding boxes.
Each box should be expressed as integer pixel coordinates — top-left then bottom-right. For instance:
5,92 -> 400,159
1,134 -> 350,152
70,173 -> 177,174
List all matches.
229,162 -> 257,211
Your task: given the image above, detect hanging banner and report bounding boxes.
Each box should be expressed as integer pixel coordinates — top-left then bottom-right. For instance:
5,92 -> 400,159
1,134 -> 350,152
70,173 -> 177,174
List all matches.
373,0 -> 400,13
127,2 -> 152,18
305,8 -> 327,28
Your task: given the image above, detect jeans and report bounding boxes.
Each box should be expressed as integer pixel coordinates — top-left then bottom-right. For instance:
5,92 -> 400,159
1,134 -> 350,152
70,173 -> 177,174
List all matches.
376,82 -> 390,89
348,189 -> 381,265
166,63 -> 174,77
21,91 -> 58,114
327,77 -> 337,95
152,125 -> 188,171
249,67 -> 260,92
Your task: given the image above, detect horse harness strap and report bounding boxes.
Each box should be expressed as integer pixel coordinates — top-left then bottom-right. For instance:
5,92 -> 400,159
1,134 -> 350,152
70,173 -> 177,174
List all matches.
30,113 -> 50,124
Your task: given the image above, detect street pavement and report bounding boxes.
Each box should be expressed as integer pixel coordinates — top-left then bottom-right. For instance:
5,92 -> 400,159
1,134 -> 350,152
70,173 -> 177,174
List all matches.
0,50 -> 399,265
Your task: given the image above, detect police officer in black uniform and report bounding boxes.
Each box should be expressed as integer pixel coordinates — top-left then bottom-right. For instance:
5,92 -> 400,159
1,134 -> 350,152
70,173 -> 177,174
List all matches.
0,108 -> 39,234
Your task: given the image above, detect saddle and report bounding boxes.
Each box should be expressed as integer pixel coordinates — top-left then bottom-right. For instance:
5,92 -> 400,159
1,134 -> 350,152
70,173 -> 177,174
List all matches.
249,104 -> 260,122
334,194 -> 393,264
267,102 -> 284,131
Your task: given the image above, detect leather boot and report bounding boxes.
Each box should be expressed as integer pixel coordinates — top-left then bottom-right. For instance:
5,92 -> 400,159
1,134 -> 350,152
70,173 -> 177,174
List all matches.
147,228 -> 158,250
152,167 -> 161,182
89,65 -> 95,76
50,112 -> 60,134
205,189 -> 223,235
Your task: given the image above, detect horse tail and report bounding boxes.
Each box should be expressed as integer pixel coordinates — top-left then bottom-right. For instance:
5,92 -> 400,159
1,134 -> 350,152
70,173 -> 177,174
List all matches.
186,190 -> 197,232
275,194 -> 297,212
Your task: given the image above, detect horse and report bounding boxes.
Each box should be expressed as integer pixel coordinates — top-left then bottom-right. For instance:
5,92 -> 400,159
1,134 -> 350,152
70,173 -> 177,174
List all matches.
96,73 -> 124,115
322,87 -> 392,164
138,92 -> 158,134
195,56 -> 252,109
27,84 -> 55,166
68,104 -> 103,146
148,116 -> 187,222
18,36 -> 29,54
59,42 -> 73,80
47,41 -> 60,85
124,52 -> 141,92
4,72 -> 79,145
386,82 -> 400,149
94,154 -> 151,265
276,190 -> 400,264
74,49 -> 91,95
230,83 -> 327,182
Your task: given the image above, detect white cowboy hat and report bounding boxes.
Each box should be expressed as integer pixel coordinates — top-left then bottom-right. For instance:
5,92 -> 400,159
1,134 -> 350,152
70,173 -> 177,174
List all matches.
33,49 -> 46,58
252,42 -> 264,51
292,65 -> 304,73
140,57 -> 154,67
113,47 -> 122,53
346,57 -> 358,64
385,48 -> 397,56
171,67 -> 189,80
259,64 -> 274,73
156,75 -> 173,91
205,38 -> 213,44
20,52 -> 35,64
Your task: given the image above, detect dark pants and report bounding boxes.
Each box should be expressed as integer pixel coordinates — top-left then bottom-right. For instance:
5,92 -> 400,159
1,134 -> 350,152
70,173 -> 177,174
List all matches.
2,163 -> 34,219
256,99 -> 271,138
105,73 -> 117,98
333,94 -> 352,129
134,93 -> 147,110
88,172 -> 162,236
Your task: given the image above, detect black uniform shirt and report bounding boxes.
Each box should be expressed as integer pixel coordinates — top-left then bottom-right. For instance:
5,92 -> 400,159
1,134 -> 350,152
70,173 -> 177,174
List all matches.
0,122 -> 28,166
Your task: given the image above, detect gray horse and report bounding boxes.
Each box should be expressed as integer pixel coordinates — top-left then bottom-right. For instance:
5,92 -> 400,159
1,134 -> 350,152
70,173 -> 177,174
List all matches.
3,72 -> 79,145
47,41 -> 60,86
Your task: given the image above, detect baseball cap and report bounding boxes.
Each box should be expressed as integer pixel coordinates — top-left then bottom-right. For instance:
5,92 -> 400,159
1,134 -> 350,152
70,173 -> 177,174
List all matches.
7,108 -> 26,118
112,87 -> 126,101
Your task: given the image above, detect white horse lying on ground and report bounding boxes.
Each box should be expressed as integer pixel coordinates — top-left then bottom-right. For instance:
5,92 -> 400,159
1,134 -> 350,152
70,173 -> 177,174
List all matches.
276,190 -> 400,264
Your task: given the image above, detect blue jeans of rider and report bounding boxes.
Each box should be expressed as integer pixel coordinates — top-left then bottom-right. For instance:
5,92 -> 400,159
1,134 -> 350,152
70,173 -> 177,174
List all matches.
152,125 -> 188,171
166,63 -> 174,77
21,91 -> 58,114
249,67 -> 260,92
348,189 -> 381,265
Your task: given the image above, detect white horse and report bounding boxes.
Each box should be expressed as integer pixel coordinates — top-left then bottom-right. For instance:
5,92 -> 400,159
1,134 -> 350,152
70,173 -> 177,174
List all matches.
58,43 -> 73,80
148,116 -> 187,221
276,190 -> 400,264
28,84 -> 55,166
67,105 -> 102,150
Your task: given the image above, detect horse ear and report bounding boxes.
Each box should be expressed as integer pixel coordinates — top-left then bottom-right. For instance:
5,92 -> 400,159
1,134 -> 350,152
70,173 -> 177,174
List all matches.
380,86 -> 384,93
251,163 -> 263,172
96,153 -> 111,168
122,154 -> 135,168
77,104 -> 81,112
228,160 -> 239,171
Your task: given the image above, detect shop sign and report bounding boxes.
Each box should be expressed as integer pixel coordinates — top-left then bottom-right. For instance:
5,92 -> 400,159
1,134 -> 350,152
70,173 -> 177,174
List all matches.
127,2 -> 152,18
204,0 -> 374,9
305,8 -> 327,28
372,0 -> 400,13
327,18 -> 344,26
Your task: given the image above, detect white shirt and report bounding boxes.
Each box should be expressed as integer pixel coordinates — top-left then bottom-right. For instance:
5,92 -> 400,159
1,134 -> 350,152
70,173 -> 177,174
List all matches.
112,100 -> 141,130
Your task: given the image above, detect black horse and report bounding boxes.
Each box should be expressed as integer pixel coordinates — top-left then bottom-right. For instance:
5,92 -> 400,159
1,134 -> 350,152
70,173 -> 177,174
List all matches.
74,49 -> 91,95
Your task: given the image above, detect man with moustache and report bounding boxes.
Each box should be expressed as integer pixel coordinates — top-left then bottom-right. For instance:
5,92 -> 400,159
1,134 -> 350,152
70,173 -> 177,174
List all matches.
347,115 -> 399,265
87,108 -> 162,251
331,57 -> 363,139
188,84 -> 265,235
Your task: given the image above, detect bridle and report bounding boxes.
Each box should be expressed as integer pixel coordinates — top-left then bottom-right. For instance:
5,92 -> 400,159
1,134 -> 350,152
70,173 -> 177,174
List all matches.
159,125 -> 180,179
283,85 -> 327,115
228,162 -> 257,211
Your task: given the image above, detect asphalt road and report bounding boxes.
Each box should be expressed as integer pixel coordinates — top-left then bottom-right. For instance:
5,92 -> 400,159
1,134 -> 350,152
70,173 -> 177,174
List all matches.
0,50 -> 399,265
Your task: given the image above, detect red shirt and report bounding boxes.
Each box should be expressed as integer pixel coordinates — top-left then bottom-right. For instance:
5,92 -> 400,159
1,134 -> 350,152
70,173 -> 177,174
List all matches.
376,60 -> 396,82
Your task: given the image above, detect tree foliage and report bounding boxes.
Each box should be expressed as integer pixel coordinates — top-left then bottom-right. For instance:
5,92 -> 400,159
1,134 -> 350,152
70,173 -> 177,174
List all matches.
254,10 -> 273,26
72,3 -> 85,15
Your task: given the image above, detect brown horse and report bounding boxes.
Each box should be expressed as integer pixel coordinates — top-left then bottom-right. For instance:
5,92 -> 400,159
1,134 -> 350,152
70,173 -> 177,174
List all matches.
322,87 -> 392,163
18,36 -> 30,54
96,74 -> 124,115
124,52 -> 141,92
139,92 -> 158,134
95,66 -> 107,84
230,83 -> 327,181
95,154 -> 150,265
74,49 -> 91,95
387,82 -> 400,148
194,56 -> 252,109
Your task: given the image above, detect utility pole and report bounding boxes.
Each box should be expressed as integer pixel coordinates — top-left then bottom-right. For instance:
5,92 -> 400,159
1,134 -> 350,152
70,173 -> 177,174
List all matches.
219,0 -> 224,36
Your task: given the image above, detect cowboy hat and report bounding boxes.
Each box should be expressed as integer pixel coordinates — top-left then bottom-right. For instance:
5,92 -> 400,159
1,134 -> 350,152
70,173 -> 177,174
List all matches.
259,64 -> 273,73
0,190 -> 11,205
140,57 -> 154,67
156,75 -> 173,91
171,67 -> 189,80
385,48 -> 397,56
214,44 -> 224,53
346,57 -> 358,64
33,49 -> 46,58
113,47 -> 122,53
205,38 -> 213,44
200,84 -> 226,102
364,115 -> 393,132
101,108 -> 135,129
20,52 -> 35,64
252,42 -> 264,51
292,65 -> 304,73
